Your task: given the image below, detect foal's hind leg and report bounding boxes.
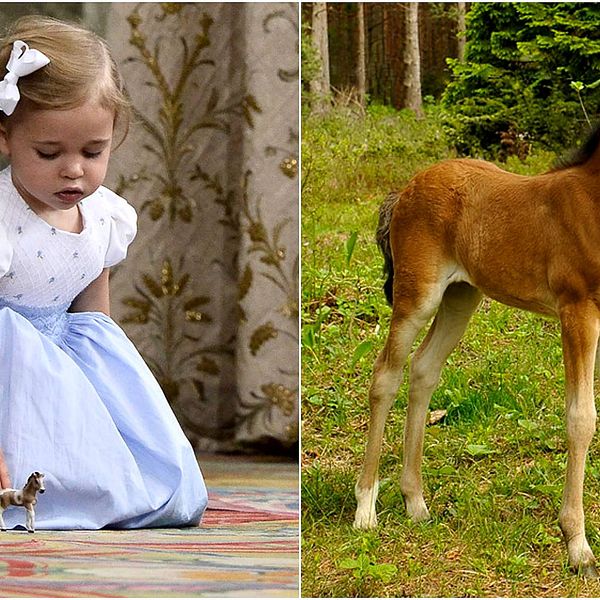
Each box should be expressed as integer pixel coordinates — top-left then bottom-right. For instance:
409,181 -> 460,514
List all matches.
354,280 -> 446,529
400,283 -> 481,521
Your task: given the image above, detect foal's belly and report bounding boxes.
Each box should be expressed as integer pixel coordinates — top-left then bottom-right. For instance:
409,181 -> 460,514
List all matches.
453,243 -> 558,317
481,287 -> 557,317
450,263 -> 557,316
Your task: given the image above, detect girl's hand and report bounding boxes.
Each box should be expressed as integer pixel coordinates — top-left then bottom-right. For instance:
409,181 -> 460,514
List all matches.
0,450 -> 11,489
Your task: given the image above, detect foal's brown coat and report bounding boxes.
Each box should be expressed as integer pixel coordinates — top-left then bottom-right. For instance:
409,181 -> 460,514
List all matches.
354,139 -> 600,576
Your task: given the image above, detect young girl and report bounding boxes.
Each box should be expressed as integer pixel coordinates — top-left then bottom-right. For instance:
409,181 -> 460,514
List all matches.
0,15 -> 207,529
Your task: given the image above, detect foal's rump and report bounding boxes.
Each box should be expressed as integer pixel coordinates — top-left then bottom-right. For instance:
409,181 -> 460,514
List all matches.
379,158 -> 572,316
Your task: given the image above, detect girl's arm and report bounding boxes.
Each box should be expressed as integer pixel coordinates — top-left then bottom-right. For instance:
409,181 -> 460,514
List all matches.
69,268 -> 111,316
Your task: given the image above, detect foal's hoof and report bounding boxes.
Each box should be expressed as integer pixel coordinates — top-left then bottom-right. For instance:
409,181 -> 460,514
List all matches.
26,529 -> 34,534
353,511 -> 377,530
404,496 -> 431,523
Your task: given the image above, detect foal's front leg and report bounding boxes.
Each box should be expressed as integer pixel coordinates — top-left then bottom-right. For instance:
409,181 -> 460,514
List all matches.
25,506 -> 35,533
559,301 -> 600,577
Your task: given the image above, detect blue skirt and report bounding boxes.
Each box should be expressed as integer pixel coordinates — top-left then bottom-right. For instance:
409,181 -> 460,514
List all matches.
0,304 -> 207,530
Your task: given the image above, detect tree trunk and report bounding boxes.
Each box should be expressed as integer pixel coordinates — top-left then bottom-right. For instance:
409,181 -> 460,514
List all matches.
403,3 -> 423,118
310,2 -> 331,114
356,3 -> 366,110
457,2 -> 466,63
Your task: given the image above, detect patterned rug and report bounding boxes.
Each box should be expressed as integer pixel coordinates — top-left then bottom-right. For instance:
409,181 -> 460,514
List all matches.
0,458 -> 299,597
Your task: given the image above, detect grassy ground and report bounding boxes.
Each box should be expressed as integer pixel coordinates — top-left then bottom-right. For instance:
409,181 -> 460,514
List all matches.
301,105 -> 600,597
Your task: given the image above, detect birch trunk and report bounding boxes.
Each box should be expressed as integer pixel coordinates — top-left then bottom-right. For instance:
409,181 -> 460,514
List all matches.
310,2 -> 330,113
403,2 -> 423,118
356,3 -> 366,109
457,2 -> 466,63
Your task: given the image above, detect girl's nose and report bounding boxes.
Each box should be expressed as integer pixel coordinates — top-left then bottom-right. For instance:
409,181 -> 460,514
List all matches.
61,161 -> 84,180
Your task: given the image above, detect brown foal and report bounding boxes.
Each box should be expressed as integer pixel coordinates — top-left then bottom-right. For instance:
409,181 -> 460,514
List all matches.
354,127 -> 600,577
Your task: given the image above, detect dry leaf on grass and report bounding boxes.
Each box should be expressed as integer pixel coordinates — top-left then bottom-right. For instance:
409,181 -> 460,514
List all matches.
428,409 -> 447,425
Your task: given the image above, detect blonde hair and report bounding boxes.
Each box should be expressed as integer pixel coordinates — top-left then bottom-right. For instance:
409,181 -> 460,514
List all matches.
0,15 -> 131,140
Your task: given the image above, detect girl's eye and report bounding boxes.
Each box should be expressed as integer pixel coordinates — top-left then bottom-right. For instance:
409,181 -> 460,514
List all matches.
36,150 -> 58,160
83,150 -> 103,159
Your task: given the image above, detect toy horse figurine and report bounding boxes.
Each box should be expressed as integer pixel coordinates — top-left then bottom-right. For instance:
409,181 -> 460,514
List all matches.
0,472 -> 45,532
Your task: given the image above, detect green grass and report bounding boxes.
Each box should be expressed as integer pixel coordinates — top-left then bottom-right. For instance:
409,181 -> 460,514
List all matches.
301,105 -> 600,597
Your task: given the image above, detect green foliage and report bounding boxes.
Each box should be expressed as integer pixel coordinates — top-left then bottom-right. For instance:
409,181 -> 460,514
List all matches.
443,3 -> 600,155
302,103 -> 451,208
339,535 -> 398,588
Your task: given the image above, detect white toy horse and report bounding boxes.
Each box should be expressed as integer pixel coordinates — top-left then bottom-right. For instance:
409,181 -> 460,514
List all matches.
0,472 -> 45,532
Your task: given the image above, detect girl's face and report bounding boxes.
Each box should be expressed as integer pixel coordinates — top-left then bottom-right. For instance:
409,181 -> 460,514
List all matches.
0,101 -> 114,215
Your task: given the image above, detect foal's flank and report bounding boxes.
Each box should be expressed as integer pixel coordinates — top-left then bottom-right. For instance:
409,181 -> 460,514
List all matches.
354,130 -> 600,577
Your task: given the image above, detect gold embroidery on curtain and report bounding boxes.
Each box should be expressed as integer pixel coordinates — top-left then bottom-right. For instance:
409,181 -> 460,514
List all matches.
106,3 -> 298,452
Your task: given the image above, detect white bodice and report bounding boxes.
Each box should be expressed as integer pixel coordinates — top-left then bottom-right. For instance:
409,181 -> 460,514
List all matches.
0,167 -> 137,309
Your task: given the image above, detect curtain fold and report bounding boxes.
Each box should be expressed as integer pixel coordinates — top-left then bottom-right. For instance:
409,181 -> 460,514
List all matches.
105,2 -> 298,453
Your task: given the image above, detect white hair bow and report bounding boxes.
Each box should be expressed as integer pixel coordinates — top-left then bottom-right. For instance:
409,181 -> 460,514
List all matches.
0,40 -> 50,116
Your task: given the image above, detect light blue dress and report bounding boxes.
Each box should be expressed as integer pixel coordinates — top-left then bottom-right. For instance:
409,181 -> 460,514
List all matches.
0,167 -> 207,529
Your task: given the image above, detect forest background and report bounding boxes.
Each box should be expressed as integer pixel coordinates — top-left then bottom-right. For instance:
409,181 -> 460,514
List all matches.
302,2 -> 600,598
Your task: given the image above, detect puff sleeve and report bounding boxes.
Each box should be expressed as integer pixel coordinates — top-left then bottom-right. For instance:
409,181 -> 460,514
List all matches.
0,221 -> 12,277
102,188 -> 138,268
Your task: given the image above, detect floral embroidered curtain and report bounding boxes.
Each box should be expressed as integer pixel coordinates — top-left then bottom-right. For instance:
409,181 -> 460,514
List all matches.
100,3 -> 299,453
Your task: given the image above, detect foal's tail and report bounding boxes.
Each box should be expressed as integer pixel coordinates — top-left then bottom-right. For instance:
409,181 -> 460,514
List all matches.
376,192 -> 399,306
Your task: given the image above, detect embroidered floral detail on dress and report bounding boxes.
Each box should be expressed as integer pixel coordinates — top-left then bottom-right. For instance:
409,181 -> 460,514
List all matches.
0,174 -> 135,310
